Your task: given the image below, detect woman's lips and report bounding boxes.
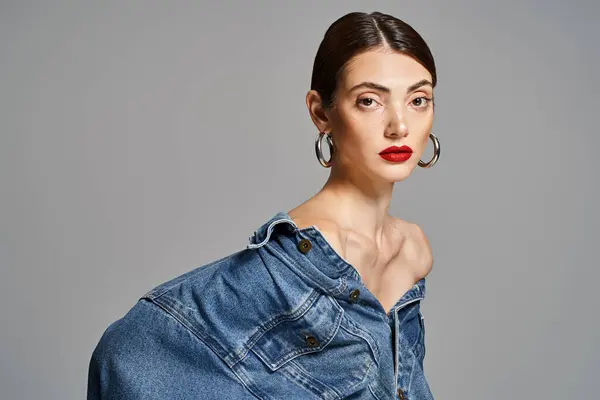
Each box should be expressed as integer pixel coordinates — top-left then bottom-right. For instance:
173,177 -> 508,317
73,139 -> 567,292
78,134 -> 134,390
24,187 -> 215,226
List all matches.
379,145 -> 413,162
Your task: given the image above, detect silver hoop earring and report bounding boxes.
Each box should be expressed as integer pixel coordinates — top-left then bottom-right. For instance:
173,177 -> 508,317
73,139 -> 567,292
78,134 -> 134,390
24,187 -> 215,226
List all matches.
418,132 -> 440,168
315,131 -> 334,168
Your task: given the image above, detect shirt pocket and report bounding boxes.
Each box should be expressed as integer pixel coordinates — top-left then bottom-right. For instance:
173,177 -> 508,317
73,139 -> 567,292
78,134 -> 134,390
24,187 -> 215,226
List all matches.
249,290 -> 379,399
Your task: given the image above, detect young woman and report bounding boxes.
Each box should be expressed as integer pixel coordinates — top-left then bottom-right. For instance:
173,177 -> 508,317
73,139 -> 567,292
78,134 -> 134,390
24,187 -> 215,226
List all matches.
88,11 -> 440,400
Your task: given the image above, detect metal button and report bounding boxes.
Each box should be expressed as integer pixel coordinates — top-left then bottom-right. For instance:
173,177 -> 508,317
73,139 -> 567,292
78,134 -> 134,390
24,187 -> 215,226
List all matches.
397,388 -> 406,399
297,238 -> 312,254
349,288 -> 360,302
305,334 -> 319,347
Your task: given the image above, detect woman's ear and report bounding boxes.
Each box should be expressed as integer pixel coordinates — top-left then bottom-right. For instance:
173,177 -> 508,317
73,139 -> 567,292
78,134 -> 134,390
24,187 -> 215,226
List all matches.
306,90 -> 331,133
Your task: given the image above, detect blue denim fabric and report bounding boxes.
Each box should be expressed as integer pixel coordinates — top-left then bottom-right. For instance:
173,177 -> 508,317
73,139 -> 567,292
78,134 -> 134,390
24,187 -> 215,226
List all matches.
88,211 -> 434,399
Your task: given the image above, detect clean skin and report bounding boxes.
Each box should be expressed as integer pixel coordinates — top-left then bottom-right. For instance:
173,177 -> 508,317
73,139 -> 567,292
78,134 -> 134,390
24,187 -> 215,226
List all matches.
288,46 -> 435,314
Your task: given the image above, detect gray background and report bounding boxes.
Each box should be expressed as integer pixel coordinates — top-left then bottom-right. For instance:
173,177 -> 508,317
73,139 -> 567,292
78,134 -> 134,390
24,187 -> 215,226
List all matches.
1,1 -> 598,399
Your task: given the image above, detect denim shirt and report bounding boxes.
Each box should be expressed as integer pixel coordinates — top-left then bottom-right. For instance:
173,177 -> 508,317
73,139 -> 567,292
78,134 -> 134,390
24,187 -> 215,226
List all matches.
88,212 -> 434,399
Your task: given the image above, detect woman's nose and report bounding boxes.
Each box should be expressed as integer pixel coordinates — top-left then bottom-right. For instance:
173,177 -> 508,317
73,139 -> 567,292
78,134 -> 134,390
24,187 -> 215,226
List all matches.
386,113 -> 409,138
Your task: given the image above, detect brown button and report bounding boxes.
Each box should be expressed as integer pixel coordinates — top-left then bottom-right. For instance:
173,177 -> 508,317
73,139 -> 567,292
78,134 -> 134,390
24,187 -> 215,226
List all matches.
349,288 -> 360,302
305,334 -> 319,347
297,238 -> 312,254
397,388 -> 406,399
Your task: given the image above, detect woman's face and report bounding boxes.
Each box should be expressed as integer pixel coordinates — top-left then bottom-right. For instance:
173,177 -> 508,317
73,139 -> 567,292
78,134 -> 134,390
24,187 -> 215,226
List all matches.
310,49 -> 435,184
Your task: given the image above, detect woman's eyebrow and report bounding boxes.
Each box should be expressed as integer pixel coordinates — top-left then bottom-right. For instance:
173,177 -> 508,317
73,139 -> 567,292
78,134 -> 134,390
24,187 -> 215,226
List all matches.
348,79 -> 433,94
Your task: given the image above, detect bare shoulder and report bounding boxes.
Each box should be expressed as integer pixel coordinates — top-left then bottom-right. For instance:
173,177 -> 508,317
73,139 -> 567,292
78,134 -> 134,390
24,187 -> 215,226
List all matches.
412,223 -> 434,267
391,217 -> 434,276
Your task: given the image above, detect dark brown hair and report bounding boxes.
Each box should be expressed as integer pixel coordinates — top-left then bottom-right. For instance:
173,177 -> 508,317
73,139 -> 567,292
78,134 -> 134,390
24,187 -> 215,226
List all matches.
310,11 -> 437,110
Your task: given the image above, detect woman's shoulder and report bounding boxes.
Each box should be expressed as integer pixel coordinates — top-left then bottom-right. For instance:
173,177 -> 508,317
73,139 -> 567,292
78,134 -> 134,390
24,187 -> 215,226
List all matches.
390,216 -> 434,277
142,249 -> 246,300
91,249 -> 249,355
113,242 -> 314,359
89,247 -> 272,375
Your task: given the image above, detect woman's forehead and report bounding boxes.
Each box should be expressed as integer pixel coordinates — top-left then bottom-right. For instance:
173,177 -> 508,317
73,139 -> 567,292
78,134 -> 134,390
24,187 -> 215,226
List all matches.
340,51 -> 432,92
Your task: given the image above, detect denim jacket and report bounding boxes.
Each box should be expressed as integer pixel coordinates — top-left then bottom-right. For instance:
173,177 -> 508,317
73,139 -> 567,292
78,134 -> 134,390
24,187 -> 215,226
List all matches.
88,211 -> 434,399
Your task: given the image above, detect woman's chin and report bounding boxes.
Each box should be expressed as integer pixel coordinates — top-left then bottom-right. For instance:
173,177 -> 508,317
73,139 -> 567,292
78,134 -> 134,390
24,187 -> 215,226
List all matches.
380,167 -> 415,183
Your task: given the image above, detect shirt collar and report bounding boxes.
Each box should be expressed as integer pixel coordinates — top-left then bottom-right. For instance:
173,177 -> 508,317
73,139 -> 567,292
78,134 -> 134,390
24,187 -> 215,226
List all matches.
247,211 -> 297,248
246,210 -> 426,309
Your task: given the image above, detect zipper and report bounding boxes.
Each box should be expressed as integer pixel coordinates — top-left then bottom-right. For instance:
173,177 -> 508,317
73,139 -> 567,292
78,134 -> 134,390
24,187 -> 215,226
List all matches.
392,296 -> 424,395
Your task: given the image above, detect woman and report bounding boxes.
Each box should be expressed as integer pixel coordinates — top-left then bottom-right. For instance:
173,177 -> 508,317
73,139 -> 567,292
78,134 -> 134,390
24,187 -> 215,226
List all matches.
88,10 -> 440,400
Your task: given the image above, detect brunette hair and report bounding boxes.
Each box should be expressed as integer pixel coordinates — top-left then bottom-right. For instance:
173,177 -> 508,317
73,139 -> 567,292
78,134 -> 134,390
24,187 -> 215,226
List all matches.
310,11 -> 437,110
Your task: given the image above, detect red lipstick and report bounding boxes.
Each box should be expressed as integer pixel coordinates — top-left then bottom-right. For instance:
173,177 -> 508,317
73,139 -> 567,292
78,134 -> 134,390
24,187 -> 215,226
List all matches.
379,145 -> 413,162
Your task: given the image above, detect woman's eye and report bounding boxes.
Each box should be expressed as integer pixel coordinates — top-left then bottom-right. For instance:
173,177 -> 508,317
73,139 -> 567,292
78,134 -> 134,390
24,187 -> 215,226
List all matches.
357,97 -> 377,108
411,96 -> 432,109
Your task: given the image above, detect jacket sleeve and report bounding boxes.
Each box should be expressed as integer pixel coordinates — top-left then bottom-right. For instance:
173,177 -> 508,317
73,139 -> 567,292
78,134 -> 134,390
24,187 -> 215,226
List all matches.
87,299 -> 255,400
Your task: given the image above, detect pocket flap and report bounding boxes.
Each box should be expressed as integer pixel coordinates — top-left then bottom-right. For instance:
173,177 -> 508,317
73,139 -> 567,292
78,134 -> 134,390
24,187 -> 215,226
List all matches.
251,290 -> 343,371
